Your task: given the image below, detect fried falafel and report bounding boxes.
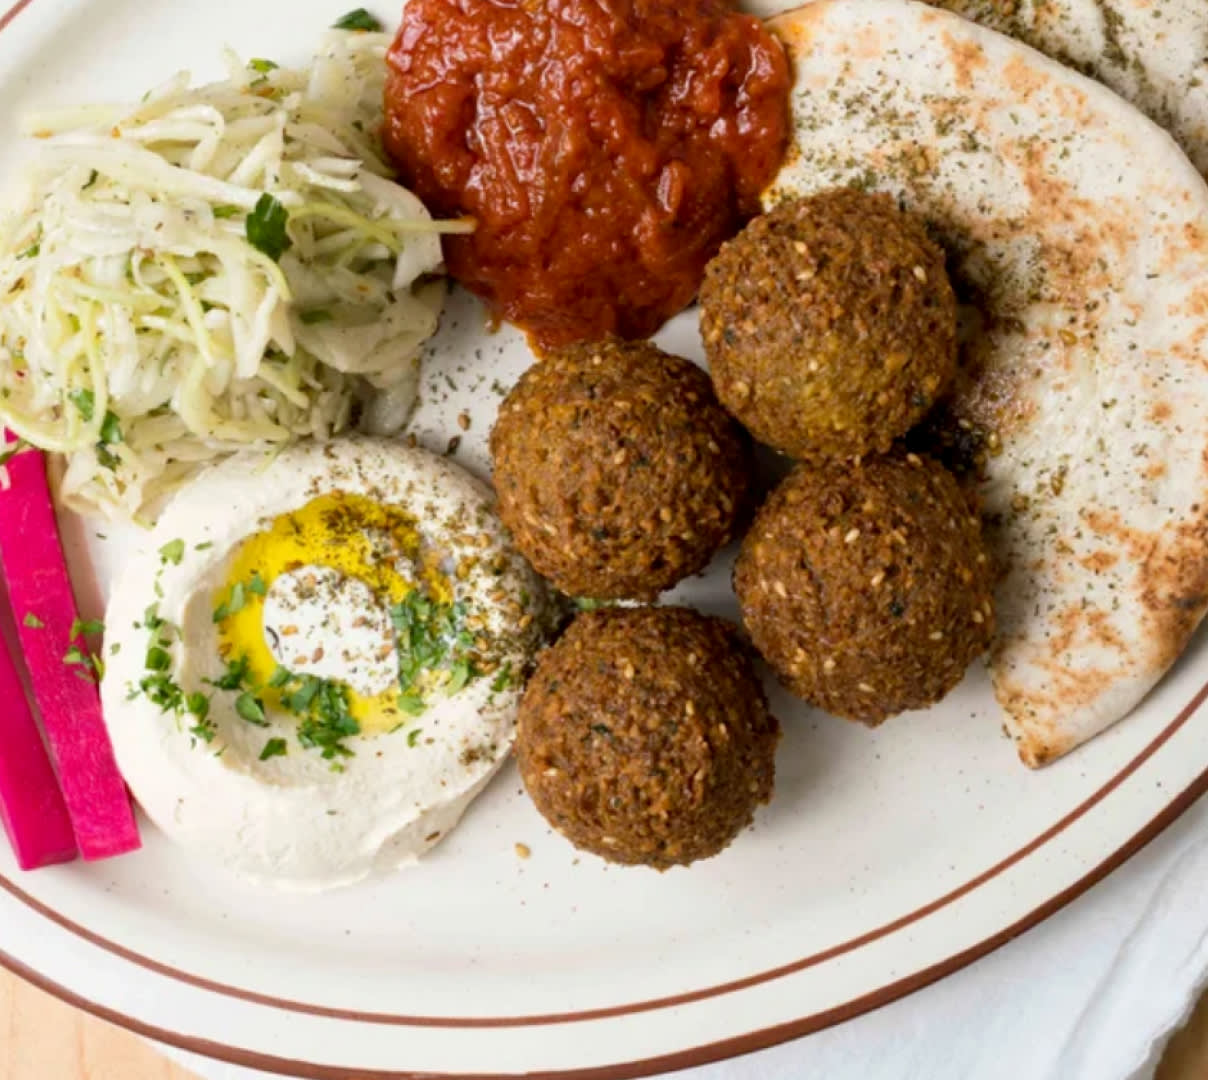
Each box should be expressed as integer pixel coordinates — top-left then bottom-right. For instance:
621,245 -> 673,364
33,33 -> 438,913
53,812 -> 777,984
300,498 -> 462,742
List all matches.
516,606 -> 779,868
490,340 -> 753,601
734,451 -> 994,724
700,188 -> 957,461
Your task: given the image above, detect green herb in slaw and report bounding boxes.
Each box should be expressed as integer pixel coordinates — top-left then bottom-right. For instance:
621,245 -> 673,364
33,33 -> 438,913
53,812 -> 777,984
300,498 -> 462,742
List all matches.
333,9 -> 383,31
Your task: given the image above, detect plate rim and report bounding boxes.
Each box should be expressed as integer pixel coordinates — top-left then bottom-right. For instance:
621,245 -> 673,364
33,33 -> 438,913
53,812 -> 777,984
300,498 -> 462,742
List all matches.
2,0 -> 1208,1073
0,676 -> 1205,1032
2,752 -> 1205,1079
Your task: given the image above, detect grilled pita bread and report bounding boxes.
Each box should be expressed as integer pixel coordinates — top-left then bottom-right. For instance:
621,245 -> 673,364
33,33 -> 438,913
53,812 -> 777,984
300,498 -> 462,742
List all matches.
922,0 -> 1208,176
765,0 -> 1208,765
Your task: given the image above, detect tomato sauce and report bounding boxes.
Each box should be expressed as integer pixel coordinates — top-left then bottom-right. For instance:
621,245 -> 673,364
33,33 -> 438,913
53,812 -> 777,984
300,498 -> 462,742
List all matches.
382,0 -> 791,349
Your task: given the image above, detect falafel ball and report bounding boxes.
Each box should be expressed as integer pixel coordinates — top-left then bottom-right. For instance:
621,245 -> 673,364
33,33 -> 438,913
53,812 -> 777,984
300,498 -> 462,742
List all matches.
700,188 -> 958,461
516,606 -> 779,868
733,452 -> 994,724
490,340 -> 753,601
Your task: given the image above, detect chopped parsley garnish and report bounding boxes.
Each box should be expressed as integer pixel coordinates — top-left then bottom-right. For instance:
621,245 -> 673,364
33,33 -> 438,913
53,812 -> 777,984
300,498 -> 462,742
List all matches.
296,681 -> 359,764
22,613 -> 43,629
268,665 -> 292,689
139,672 -> 183,713
186,692 -> 215,743
447,658 -> 475,695
490,662 -> 514,693
259,738 -> 288,761
194,541 -> 214,551
235,692 -> 268,726
263,668 -> 361,763
248,58 -> 278,73
82,170 -> 99,190
247,570 -> 267,596
299,309 -> 333,325
575,597 -> 608,612
135,601 -> 370,764
144,645 -> 172,671
281,675 -> 322,713
190,717 -> 217,743
265,670 -> 361,765
68,388 -> 95,421
407,728 -> 422,748
208,653 -> 251,691
70,617 -> 104,638
158,539 -> 185,566
212,204 -> 241,219
64,642 -> 103,682
391,592 -> 442,671
333,8 -> 382,31
129,613 -> 190,714
246,193 -> 291,262
397,692 -> 426,716
212,581 -> 247,622
190,718 -> 217,743
389,590 -> 482,711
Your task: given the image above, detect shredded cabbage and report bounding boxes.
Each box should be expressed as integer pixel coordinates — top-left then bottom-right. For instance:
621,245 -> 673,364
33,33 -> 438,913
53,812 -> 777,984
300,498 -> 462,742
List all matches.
0,31 -> 470,521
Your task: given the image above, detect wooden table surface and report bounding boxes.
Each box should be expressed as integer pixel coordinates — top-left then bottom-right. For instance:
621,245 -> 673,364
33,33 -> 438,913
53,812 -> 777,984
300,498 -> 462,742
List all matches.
0,968 -> 1205,1080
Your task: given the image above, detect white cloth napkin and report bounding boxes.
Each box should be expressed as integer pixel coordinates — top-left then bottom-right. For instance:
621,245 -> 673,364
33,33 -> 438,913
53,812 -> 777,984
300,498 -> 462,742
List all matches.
163,793 -> 1208,1080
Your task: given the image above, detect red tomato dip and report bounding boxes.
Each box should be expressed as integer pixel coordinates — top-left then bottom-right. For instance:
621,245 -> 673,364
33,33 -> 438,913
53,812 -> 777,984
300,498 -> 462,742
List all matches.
382,0 -> 791,349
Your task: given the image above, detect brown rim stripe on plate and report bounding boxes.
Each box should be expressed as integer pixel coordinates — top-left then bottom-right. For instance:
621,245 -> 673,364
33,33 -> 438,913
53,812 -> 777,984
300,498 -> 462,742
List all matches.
0,0 -> 33,33
0,0 -> 1206,1026
2,674 -> 1206,1031
2,1 -> 1208,1073
3,758 -> 1207,1080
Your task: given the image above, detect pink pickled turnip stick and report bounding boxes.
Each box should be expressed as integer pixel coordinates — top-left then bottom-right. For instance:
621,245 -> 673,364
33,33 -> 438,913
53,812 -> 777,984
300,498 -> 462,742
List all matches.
0,443 -> 139,860
0,620 -> 77,869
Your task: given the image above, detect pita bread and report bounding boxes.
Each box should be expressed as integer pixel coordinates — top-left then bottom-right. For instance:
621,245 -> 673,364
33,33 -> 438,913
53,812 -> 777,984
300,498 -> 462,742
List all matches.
922,0 -> 1208,176
765,0 -> 1208,766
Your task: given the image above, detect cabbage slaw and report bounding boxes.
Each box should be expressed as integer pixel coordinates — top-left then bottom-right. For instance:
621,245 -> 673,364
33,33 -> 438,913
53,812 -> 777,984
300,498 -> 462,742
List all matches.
0,30 -> 470,520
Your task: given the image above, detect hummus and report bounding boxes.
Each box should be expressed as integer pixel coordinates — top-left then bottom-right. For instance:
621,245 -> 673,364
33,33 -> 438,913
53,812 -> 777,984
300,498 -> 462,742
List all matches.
101,437 -> 554,891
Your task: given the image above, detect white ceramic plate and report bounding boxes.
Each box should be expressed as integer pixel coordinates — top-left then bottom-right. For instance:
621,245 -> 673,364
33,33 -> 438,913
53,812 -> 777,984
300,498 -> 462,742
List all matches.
1,1 -> 1207,1076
